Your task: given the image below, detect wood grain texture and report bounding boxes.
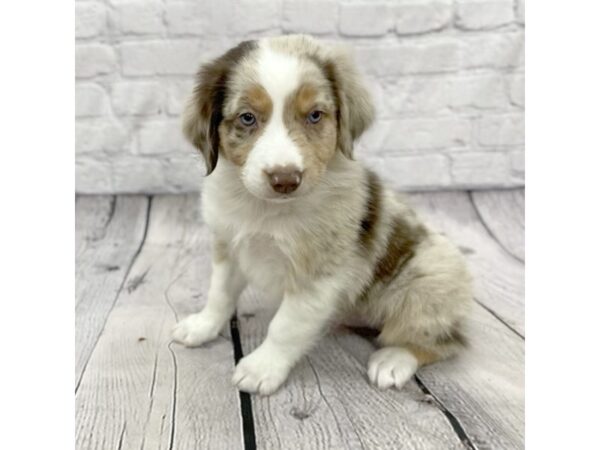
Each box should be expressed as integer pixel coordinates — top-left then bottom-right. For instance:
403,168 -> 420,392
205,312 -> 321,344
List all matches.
417,303 -> 524,449
337,303 -> 524,449
75,195 -> 149,387
75,195 -> 114,258
471,189 -> 525,262
237,290 -> 465,450
408,191 -> 525,336
76,192 -> 524,449
76,195 -> 243,450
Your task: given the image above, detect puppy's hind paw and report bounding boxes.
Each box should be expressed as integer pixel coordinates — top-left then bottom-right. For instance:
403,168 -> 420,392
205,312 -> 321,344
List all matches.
172,313 -> 222,347
367,347 -> 418,390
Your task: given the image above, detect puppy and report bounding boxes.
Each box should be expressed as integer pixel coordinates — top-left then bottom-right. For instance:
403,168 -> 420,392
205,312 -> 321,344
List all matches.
172,35 -> 472,395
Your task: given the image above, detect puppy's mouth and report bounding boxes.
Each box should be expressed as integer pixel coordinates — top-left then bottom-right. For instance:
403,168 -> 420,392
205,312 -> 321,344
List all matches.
267,194 -> 298,203
247,188 -> 302,203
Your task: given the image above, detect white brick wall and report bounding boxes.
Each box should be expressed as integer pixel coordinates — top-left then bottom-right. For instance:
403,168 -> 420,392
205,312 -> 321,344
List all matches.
76,0 -> 525,193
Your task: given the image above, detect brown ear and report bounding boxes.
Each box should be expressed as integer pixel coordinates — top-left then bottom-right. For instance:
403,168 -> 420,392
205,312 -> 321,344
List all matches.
182,40 -> 256,174
323,46 -> 375,159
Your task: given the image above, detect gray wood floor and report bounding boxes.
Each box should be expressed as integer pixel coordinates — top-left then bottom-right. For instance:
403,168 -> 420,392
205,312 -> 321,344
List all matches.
75,189 -> 524,450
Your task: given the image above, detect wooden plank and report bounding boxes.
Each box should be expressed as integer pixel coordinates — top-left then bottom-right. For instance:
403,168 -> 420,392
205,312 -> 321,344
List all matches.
76,195 -> 243,450
75,195 -> 149,386
237,290 -> 465,450
417,303 -> 524,449
337,303 -> 524,449
393,191 -> 525,448
408,191 -> 525,336
471,189 -> 525,262
75,195 -> 114,258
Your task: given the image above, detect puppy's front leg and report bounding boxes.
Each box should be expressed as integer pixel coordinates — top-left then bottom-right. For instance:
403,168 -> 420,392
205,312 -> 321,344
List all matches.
172,241 -> 246,347
233,279 -> 340,395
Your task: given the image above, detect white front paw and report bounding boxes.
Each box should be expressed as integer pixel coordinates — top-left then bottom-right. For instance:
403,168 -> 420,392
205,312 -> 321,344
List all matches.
172,312 -> 223,347
368,347 -> 418,390
232,348 -> 291,395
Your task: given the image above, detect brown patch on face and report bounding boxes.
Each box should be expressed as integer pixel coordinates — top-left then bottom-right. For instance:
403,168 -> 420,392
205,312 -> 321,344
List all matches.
359,170 -> 382,251
243,84 -> 273,117
182,40 -> 257,174
373,218 -> 427,283
219,84 -> 273,167
283,82 -> 338,184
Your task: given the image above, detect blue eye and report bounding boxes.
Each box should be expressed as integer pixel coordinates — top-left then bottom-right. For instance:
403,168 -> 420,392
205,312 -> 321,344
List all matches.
307,110 -> 322,124
239,112 -> 256,126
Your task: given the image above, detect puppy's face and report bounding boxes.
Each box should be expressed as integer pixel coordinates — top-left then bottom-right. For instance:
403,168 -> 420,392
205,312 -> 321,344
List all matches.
183,36 -> 374,201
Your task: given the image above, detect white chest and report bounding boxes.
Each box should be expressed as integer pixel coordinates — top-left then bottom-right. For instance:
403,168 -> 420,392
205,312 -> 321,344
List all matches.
233,233 -> 288,300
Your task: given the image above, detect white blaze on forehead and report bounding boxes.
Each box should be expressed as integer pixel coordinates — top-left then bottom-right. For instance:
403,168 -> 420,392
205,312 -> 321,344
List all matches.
256,42 -> 301,104
243,43 -> 304,179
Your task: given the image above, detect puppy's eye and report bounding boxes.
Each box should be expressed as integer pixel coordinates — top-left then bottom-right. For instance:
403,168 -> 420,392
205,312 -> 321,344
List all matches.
239,112 -> 256,127
307,110 -> 322,124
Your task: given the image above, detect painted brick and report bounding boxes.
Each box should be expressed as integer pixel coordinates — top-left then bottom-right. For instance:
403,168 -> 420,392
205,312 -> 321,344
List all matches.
507,73 -> 525,107
339,3 -> 392,37
477,114 -> 524,146
233,0 -> 281,34
75,2 -> 107,38
395,0 -> 452,35
76,83 -> 109,117
76,158 -> 113,193
355,39 -> 461,76
378,117 -> 471,151
111,81 -> 165,116
166,81 -> 194,115
456,0 -> 514,30
450,74 -> 511,110
365,153 -> 451,189
112,1 -> 164,35
462,32 -> 524,69
76,120 -> 129,154
516,0 -> 525,25
510,149 -> 525,181
75,0 -> 525,193
137,120 -> 192,155
76,44 -> 117,78
379,77 -> 453,116
450,152 -> 512,185
282,0 -> 337,34
165,1 -> 233,36
162,155 -> 205,191
112,157 -> 166,193
119,40 -> 209,76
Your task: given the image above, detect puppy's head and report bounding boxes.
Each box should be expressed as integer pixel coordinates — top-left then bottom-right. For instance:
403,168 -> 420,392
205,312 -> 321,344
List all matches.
183,35 -> 374,200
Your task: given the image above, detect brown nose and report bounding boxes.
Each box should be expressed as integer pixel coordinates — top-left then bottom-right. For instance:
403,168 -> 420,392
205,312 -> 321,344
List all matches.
266,167 -> 302,194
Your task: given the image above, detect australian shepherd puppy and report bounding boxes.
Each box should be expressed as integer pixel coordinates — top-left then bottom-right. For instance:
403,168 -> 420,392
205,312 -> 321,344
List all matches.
172,35 -> 473,395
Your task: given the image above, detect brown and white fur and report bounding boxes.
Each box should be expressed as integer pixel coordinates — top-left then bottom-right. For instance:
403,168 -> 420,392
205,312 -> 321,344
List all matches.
172,35 -> 473,395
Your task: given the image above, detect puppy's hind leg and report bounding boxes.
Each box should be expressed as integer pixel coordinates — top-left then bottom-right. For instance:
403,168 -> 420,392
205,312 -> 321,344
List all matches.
367,303 -> 467,390
368,318 -> 467,390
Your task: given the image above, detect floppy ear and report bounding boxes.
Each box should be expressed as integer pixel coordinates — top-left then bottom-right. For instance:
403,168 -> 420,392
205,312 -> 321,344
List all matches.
182,41 -> 255,174
324,46 -> 375,159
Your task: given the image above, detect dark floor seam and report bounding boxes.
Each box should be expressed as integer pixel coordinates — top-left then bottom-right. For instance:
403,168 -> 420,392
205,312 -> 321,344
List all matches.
414,375 -> 478,450
75,195 -> 153,394
167,341 -> 178,450
230,315 -> 257,450
106,195 -> 117,228
476,299 -> 525,340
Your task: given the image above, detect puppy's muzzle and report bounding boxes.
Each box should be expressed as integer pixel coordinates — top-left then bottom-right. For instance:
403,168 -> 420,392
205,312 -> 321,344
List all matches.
266,166 -> 302,194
